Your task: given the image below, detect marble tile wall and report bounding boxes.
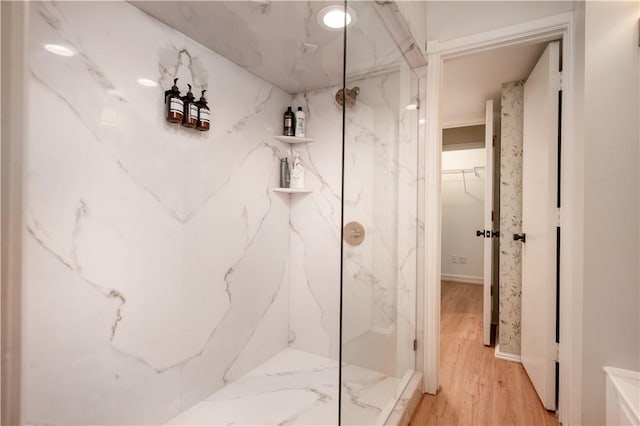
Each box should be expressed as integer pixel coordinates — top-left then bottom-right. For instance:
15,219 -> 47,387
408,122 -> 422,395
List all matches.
23,1 -> 419,424
392,69 -> 419,378
288,87 -> 343,358
498,80 -> 525,355
24,1 -> 293,424
343,75 -> 399,343
289,69 -> 418,379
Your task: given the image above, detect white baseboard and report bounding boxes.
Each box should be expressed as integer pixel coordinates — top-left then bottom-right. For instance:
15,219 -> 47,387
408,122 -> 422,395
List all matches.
441,274 -> 483,285
495,344 -> 522,363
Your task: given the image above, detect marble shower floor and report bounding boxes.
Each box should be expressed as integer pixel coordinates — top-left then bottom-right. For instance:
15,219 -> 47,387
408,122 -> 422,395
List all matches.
166,348 -> 400,426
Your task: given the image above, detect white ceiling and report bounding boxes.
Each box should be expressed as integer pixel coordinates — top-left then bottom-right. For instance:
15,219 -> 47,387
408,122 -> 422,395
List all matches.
442,41 -> 548,128
131,1 -> 403,94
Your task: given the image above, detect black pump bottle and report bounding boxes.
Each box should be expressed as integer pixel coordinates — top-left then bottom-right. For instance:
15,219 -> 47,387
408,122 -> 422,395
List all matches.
283,106 -> 295,136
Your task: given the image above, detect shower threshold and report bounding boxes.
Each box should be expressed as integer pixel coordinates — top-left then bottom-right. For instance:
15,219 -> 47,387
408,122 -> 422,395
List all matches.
165,348 -> 401,425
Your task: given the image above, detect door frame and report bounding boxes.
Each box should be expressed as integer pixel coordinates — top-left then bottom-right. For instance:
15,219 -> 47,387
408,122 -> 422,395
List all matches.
422,12 -> 583,426
483,100 -> 493,347
1,2 -> 28,424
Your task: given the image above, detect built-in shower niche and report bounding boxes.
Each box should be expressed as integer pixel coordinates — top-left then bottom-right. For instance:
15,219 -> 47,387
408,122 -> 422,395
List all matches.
23,1 -> 422,425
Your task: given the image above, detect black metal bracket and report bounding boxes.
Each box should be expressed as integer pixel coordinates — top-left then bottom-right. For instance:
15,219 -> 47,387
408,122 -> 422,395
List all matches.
513,233 -> 526,243
478,230 -> 501,239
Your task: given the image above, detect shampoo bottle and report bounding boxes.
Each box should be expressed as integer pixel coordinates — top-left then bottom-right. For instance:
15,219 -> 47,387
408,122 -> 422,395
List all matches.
295,106 -> 306,137
196,90 -> 211,131
290,151 -> 305,189
164,78 -> 183,123
181,84 -> 197,128
283,107 -> 295,136
280,157 -> 290,188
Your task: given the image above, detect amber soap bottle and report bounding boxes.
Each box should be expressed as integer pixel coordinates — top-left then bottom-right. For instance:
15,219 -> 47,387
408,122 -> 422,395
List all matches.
196,90 -> 211,132
164,78 -> 183,123
181,84 -> 197,128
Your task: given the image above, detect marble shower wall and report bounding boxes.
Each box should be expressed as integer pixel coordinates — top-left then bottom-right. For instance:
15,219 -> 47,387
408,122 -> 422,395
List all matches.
288,87 -> 343,358
498,80 -> 525,355
289,69 -> 418,378
392,69 -> 419,379
24,1 -> 293,424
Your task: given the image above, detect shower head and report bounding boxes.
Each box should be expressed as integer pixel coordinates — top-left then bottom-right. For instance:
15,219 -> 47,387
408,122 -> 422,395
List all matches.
335,86 -> 360,109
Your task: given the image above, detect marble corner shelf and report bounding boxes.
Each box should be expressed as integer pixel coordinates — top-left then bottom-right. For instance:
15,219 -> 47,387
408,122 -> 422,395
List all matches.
273,135 -> 314,144
272,188 -> 312,194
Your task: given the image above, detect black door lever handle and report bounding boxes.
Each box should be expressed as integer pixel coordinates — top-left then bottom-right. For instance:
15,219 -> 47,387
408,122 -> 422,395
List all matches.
476,230 -> 487,237
513,233 -> 526,243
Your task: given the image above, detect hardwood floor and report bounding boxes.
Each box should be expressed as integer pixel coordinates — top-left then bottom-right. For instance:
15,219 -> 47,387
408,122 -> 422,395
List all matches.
410,281 -> 559,426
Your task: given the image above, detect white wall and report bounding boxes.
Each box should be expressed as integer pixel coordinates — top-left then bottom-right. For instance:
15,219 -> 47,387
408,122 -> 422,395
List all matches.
426,1 -> 573,43
441,148 -> 485,283
579,2 -> 640,424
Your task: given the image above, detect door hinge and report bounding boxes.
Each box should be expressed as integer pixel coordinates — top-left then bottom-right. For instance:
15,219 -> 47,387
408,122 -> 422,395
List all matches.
558,71 -> 563,91
556,208 -> 561,226
555,342 -> 560,362
413,339 -> 417,351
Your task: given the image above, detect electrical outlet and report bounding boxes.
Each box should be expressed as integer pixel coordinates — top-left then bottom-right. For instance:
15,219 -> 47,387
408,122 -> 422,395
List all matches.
459,256 -> 467,264
451,255 -> 458,264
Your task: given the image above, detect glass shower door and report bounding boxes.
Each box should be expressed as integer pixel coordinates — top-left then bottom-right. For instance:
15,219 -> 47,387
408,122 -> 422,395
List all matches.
340,2 -> 420,424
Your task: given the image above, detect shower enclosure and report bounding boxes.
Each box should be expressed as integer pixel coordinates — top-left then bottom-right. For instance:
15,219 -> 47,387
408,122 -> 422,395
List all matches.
1,1 -> 425,424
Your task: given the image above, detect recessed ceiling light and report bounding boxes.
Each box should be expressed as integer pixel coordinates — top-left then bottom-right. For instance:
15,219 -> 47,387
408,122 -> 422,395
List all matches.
137,78 -> 158,88
324,10 -> 350,28
317,5 -> 356,30
44,44 -> 75,57
406,104 -> 418,111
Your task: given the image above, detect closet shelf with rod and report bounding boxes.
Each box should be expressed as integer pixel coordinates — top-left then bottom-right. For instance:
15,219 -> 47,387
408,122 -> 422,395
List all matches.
442,166 -> 485,194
